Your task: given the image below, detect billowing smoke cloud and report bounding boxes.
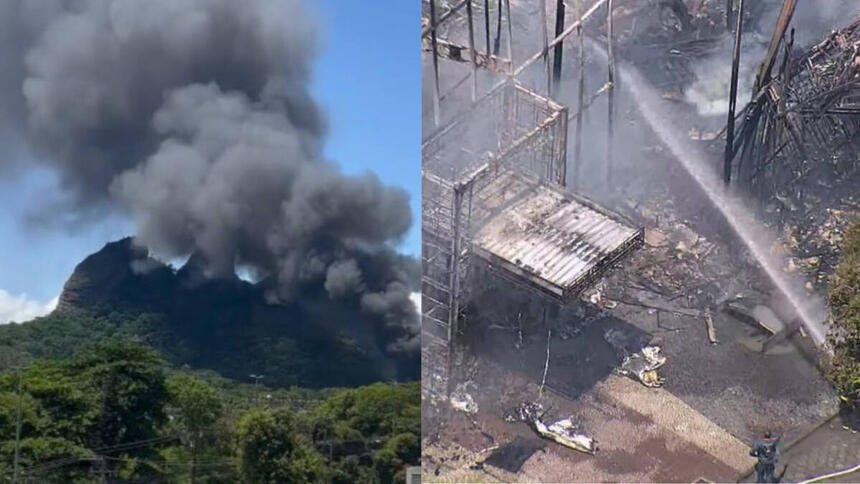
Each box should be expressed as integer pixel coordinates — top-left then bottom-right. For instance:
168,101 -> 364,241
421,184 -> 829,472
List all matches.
0,0 -> 418,352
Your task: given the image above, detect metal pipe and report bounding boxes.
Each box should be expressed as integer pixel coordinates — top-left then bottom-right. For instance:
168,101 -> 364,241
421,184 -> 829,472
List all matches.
494,0 -> 502,55
552,0 -> 565,99
724,0 -> 745,184
540,0 -> 552,95
573,0 -> 585,190
466,0 -> 478,101
505,0 -> 513,70
484,0 -> 491,57
606,0 -> 615,188
430,0 -> 442,127
725,0 -> 732,30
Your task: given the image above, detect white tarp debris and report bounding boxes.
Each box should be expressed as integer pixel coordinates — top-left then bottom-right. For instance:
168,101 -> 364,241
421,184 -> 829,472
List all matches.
506,402 -> 597,454
534,417 -> 598,454
450,383 -> 478,414
615,346 -> 667,388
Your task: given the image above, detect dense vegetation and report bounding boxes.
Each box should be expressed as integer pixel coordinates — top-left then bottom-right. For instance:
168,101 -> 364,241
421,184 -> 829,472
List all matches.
828,219 -> 860,414
0,340 -> 420,483
0,308 -> 390,390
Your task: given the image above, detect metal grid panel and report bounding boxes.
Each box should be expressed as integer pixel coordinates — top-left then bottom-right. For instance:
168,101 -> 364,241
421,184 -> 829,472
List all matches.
471,170 -> 644,300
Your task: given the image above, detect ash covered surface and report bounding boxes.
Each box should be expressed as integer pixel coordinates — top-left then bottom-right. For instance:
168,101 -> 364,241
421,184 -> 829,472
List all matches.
484,437 -> 546,473
461,271 -> 652,399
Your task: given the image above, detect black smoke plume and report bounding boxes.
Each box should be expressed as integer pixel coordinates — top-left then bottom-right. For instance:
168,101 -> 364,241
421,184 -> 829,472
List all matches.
0,0 -> 419,353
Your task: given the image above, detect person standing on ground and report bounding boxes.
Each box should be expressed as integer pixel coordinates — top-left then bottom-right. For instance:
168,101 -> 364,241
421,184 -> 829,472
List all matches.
750,431 -> 783,483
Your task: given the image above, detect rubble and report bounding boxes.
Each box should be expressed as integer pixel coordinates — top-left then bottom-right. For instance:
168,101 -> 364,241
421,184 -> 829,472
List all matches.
729,18 -> 860,219
645,228 -> 669,247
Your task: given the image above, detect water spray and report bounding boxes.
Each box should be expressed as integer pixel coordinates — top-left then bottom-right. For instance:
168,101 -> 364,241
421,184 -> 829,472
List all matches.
576,33 -> 829,347
615,60 -> 829,348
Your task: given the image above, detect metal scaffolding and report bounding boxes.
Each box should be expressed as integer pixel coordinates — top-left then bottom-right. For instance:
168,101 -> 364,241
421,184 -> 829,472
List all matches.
421,80 -> 569,397
421,0 -> 634,400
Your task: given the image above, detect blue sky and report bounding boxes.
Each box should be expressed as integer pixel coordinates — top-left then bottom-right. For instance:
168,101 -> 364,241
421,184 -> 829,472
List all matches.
0,1 -> 420,317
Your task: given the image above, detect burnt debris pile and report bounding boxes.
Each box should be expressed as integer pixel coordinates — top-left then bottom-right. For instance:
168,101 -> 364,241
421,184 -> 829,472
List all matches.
730,18 -> 860,214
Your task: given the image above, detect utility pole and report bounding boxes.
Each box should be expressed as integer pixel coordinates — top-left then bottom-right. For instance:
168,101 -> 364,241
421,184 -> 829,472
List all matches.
249,374 -> 264,407
190,430 -> 199,484
13,370 -> 22,484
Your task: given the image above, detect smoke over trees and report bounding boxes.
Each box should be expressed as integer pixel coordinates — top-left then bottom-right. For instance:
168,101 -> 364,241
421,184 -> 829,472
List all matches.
0,0 -> 418,352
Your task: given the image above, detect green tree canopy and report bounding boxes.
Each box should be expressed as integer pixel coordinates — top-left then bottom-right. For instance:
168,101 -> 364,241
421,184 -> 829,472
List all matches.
829,219 -> 860,411
235,408 -> 328,484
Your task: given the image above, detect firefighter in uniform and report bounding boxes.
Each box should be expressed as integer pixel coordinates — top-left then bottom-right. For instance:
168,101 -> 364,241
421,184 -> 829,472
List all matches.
750,431 -> 781,483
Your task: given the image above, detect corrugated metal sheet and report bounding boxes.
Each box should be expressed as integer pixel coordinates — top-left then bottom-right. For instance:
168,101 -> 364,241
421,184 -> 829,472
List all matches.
471,171 -> 643,300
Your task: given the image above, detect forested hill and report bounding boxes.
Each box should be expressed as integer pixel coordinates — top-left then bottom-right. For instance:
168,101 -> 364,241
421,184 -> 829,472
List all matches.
0,238 -> 420,389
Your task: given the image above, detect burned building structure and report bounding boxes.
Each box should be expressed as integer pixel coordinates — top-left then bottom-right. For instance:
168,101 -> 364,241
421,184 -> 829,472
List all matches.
420,0 -> 644,401
728,16 -> 860,213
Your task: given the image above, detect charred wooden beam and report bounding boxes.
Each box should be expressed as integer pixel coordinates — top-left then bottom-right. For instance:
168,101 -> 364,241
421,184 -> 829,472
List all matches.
724,0 -> 744,185
421,37 -> 512,74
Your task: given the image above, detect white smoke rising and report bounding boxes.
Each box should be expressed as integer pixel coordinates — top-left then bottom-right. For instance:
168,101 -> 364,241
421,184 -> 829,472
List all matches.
0,290 -> 58,324
684,1 -> 860,117
685,37 -> 766,117
409,292 -> 421,315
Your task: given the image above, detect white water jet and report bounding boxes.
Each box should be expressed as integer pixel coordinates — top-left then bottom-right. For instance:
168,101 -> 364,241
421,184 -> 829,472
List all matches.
615,60 -> 829,347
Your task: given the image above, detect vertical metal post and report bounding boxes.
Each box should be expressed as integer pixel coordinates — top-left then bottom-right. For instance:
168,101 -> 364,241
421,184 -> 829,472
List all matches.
483,0 -> 491,57
539,0 -> 552,96
466,0 -> 478,102
724,0 -> 745,185
493,0 -> 502,55
574,0 -> 585,190
725,0 -> 733,30
13,370 -> 22,484
446,188 -> 463,395
552,0 -> 565,99
606,0 -> 616,188
430,0 -> 442,127
505,0 -> 513,71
